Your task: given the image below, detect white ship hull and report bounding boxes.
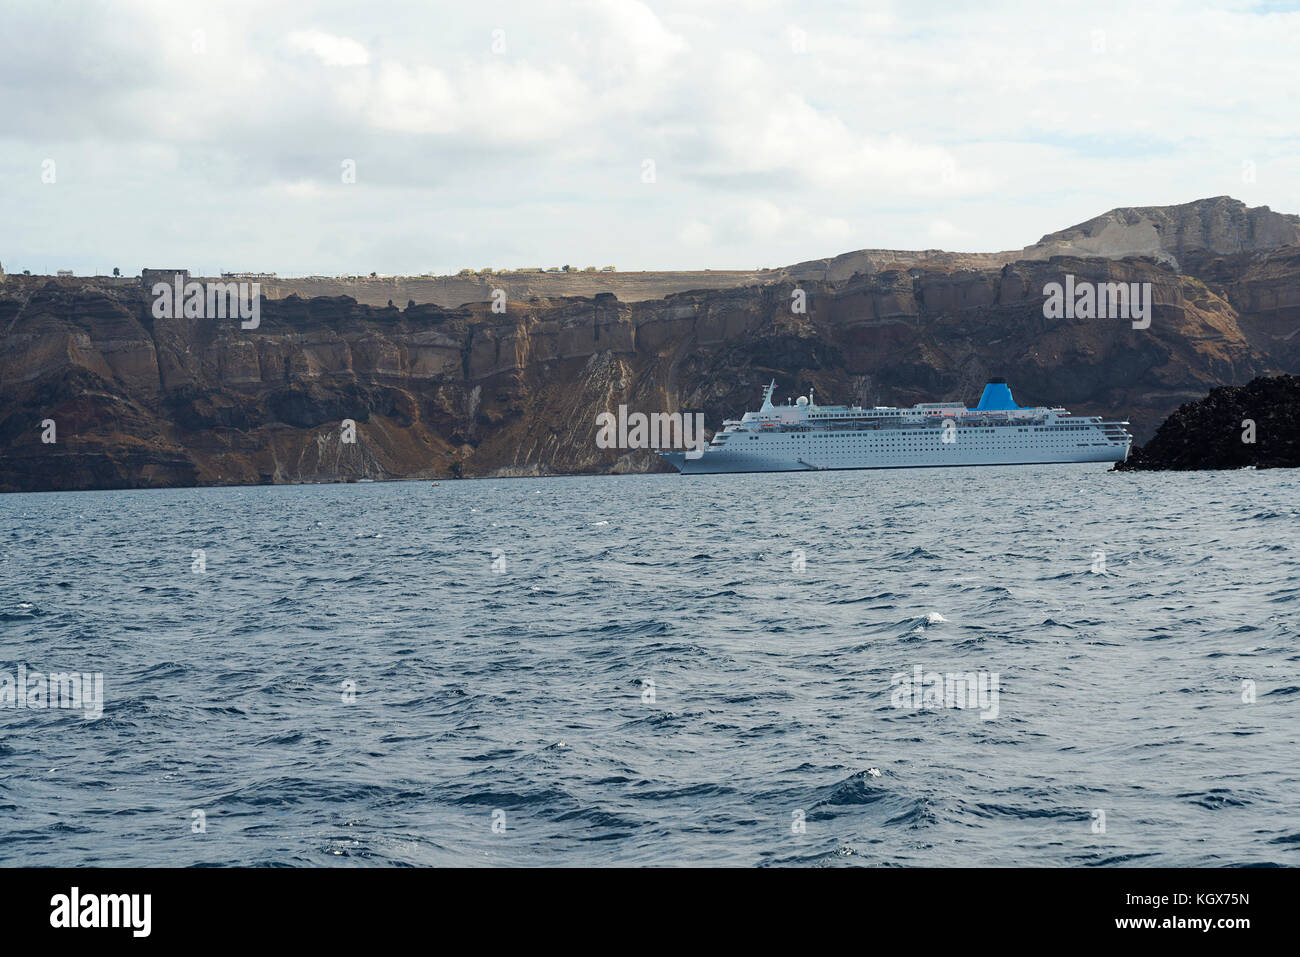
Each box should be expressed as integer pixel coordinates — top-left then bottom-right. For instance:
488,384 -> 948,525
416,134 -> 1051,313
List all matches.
657,379 -> 1131,475
660,429 -> 1128,474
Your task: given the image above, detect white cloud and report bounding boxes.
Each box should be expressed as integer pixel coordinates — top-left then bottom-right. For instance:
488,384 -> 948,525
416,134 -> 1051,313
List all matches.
744,200 -> 785,238
287,29 -> 369,67
819,217 -> 853,245
678,221 -> 713,246
586,0 -> 688,79
3,0 -> 1300,275
284,179 -> 326,199
357,62 -> 459,134
326,55 -> 588,143
928,219 -> 975,247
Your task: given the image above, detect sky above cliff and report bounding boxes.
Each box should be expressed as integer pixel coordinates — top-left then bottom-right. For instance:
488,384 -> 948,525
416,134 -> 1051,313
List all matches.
4,0 -> 1300,276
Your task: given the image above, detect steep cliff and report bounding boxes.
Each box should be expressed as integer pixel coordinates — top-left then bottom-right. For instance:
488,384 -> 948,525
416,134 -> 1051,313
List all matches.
1023,196 -> 1300,270
3,199 -> 1299,492
152,197 -> 1299,310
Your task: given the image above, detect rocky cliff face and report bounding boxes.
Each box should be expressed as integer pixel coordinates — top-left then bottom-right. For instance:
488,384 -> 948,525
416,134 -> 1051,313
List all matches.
1022,196 -> 1300,270
156,197 -> 1297,310
1116,375 -> 1300,470
3,199 -> 1300,492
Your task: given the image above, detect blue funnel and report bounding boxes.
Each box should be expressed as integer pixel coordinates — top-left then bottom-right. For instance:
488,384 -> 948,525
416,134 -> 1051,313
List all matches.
973,379 -> 1020,411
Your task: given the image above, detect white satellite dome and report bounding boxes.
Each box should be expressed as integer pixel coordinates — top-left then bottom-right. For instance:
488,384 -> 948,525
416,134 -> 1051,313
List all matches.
795,395 -> 809,406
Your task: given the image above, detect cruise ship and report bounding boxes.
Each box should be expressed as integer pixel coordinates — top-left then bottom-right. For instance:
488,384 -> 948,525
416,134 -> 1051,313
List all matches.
658,379 -> 1131,474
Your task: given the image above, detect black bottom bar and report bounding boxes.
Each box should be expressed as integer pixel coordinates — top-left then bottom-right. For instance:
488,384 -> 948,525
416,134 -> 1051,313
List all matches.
0,866 -> 1283,943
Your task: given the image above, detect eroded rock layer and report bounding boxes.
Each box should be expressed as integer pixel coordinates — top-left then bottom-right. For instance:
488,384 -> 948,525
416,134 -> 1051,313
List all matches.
3,199 -> 1300,491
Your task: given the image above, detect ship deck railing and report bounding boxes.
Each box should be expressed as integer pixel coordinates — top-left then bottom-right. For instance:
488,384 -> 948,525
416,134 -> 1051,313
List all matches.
743,418 -> 1065,434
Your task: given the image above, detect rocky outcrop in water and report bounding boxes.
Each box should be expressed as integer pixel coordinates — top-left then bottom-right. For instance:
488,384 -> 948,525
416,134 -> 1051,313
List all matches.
1115,375 -> 1300,470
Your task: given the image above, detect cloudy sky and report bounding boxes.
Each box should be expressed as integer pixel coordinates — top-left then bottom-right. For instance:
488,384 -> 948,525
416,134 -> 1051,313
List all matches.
4,0 -> 1300,276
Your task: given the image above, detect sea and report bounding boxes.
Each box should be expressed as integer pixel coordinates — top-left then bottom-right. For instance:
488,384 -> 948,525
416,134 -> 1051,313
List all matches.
1,465 -> 1297,866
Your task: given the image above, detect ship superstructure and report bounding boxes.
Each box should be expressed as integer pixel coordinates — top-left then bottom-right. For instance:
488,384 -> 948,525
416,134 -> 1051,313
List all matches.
658,379 -> 1131,474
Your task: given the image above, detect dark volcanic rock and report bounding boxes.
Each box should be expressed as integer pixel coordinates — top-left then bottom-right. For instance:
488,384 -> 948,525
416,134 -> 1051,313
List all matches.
1116,375 -> 1300,470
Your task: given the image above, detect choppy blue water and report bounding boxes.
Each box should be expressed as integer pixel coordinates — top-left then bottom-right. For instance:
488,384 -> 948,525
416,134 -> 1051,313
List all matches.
1,465 -> 1297,866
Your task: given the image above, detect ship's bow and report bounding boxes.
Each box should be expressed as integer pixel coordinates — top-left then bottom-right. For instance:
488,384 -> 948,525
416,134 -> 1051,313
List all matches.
657,451 -> 687,473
